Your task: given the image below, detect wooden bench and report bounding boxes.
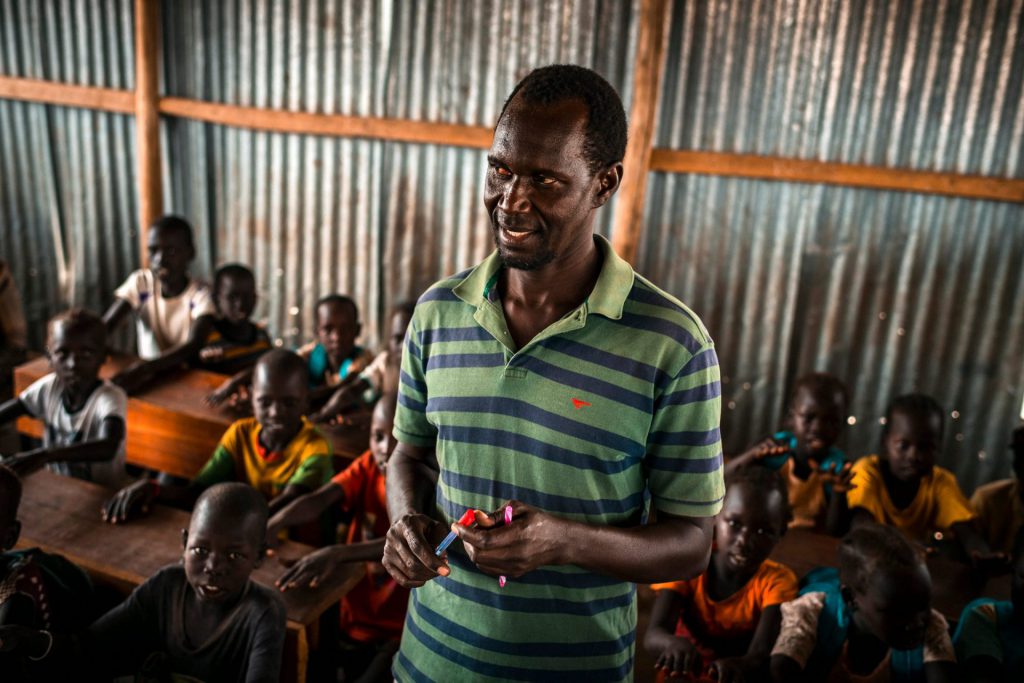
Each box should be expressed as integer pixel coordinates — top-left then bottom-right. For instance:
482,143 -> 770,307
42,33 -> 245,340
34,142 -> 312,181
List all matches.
15,469 -> 363,683
13,355 -> 367,479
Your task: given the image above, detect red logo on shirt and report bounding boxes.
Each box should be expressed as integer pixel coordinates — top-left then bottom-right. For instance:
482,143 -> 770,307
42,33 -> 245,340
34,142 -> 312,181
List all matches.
572,398 -> 591,409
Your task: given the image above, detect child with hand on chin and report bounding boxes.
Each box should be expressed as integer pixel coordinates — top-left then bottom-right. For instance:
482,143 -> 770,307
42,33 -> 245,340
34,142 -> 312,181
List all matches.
725,373 -> 854,533
644,465 -> 798,682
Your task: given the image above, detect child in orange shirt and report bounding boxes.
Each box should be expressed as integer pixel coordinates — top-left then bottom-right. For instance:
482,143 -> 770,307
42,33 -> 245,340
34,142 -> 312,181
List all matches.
645,465 -> 798,681
267,393 -> 407,682
842,393 -> 1003,569
725,373 -> 853,532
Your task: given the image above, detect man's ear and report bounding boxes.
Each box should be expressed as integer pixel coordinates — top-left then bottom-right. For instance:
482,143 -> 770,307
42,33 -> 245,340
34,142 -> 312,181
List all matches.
181,528 -> 189,550
592,162 -> 622,208
1,519 -> 21,551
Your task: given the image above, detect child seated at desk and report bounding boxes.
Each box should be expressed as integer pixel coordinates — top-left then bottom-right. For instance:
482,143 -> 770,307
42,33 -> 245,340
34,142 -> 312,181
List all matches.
841,393 -> 1002,569
0,465 -> 96,679
645,465 -> 798,682
268,393 -> 408,682
0,482 -> 287,682
954,526 -> 1024,682
970,426 -> 1024,555
112,262 -> 273,397
770,523 -> 957,682
725,373 -> 853,531
104,214 -> 215,363
0,309 -> 129,488
103,349 -> 333,522
311,301 -> 415,424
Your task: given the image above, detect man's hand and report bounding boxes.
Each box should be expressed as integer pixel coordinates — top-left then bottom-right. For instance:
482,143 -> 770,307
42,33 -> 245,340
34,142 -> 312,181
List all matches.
101,479 -> 155,524
276,546 -> 353,592
382,513 -> 451,587
655,635 -> 702,679
454,500 -> 566,578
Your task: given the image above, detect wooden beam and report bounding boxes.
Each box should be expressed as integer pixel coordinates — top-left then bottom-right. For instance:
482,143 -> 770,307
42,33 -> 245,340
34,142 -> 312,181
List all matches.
649,149 -> 1024,204
0,76 -> 133,113
611,0 -> 672,265
134,0 -> 163,264
158,97 -> 493,149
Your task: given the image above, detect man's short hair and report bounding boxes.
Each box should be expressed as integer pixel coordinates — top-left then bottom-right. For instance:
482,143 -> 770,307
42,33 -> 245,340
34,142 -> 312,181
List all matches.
499,64 -> 627,174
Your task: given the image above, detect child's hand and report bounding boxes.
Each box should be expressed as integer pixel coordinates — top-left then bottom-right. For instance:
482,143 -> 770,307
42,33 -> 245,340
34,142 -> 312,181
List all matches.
813,460 -> 856,493
739,438 -> 788,462
276,545 -> 353,592
707,656 -> 750,683
101,479 -> 156,524
969,549 -> 1010,574
656,636 -> 702,679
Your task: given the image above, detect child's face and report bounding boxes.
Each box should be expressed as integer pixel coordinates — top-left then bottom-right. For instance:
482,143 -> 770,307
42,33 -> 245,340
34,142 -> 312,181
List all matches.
713,482 -> 786,576
849,564 -> 932,651
788,388 -> 843,456
147,226 -> 194,285
387,310 -> 412,359
251,367 -> 308,445
47,321 -> 105,395
182,512 -> 262,604
882,409 -> 941,483
316,302 -> 359,364
216,274 -> 257,324
369,402 -> 397,477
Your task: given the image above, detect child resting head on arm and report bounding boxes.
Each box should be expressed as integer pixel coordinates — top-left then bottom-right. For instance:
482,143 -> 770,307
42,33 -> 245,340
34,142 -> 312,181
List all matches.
0,309 -> 128,488
725,372 -> 853,531
645,464 -> 797,682
844,393 -> 1005,570
953,525 -> 1024,682
770,523 -> 957,683
103,349 -> 333,523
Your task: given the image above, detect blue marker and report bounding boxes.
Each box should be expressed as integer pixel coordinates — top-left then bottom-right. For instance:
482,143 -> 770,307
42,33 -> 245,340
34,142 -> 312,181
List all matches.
435,509 -> 478,556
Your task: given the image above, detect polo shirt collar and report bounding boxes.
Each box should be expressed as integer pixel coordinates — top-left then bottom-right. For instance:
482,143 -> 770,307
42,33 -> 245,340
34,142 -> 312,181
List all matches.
452,234 -> 634,320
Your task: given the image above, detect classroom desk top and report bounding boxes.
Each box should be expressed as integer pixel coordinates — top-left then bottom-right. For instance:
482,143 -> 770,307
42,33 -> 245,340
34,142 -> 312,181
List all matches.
16,469 -> 364,683
13,354 -> 367,479
770,527 -> 1011,621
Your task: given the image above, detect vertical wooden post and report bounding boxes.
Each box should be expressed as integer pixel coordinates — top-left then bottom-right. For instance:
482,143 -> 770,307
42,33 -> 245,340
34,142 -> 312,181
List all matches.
612,0 -> 671,266
134,0 -> 162,266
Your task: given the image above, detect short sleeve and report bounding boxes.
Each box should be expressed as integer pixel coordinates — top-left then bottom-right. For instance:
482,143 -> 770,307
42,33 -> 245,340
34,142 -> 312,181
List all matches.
954,603 -> 1003,664
93,384 -> 128,423
649,578 -> 694,598
190,285 -> 216,320
88,569 -> 167,669
243,592 -> 287,683
923,609 -> 956,663
331,453 -> 372,514
286,453 -> 332,490
113,271 -> 143,309
357,352 -> 389,394
758,563 -> 799,607
771,592 -> 824,669
932,470 -> 975,529
193,444 -> 238,488
845,457 -> 887,522
295,341 -> 317,361
18,375 -> 55,419
393,314 -> 437,447
645,343 -> 725,518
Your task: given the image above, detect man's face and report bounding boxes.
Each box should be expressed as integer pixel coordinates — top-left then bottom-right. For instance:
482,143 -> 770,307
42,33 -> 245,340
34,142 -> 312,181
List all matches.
483,97 -> 612,271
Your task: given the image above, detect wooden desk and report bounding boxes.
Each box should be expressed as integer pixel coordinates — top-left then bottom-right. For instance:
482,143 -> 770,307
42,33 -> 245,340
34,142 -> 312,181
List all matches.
771,527 -> 1011,622
16,470 -> 363,683
13,355 -> 366,479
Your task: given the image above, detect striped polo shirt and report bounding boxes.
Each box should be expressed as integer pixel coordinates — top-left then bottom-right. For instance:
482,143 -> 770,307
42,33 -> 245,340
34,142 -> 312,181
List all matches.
393,235 -> 724,682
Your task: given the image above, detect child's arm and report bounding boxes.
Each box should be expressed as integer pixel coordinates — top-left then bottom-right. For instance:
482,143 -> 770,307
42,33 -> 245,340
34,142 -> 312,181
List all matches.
0,396 -> 28,428
265,480 -> 346,543
102,298 -> 133,334
276,539 -> 386,592
950,521 -> 1008,571
708,603 -> 784,682
769,654 -> 807,682
205,367 -> 254,407
267,484 -> 312,516
111,314 -> 216,394
642,588 -> 703,679
821,463 -> 856,536
102,476 -> 199,523
723,437 -> 788,478
308,377 -> 371,424
3,416 -> 125,477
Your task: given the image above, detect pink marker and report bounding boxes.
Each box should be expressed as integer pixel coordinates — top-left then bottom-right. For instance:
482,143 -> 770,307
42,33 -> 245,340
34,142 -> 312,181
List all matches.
499,505 -> 513,587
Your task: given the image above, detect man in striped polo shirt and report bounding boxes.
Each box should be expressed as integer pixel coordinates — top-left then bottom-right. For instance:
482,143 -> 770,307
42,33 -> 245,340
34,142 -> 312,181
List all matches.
383,65 -> 725,682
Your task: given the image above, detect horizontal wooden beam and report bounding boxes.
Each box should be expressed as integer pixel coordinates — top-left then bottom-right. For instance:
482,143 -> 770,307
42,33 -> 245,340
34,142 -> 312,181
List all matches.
649,149 -> 1024,204
158,97 -> 493,149
0,76 -> 134,114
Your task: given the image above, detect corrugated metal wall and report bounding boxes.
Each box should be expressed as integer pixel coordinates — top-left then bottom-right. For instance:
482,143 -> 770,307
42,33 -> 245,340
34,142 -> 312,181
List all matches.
0,0 -> 138,347
638,0 -> 1024,489
161,0 -> 637,347
1,0 -> 1021,491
